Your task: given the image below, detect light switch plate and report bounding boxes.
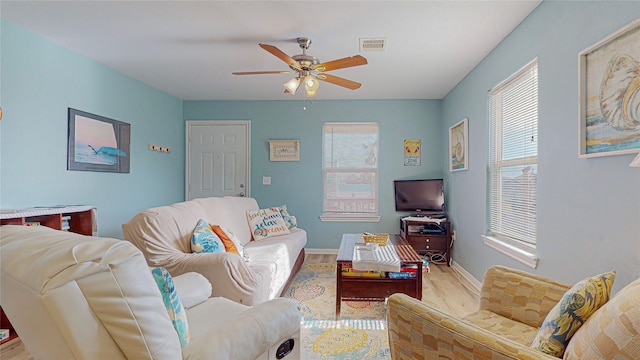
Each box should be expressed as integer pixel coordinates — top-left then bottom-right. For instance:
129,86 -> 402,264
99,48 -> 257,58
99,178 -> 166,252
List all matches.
262,176 -> 271,185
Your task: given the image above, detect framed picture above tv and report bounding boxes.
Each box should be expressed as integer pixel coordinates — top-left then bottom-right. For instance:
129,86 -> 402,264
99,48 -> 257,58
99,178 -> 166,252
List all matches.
67,108 -> 130,173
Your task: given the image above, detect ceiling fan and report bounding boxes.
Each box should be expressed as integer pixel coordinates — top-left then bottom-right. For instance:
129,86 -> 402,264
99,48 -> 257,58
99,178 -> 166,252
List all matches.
232,37 -> 367,97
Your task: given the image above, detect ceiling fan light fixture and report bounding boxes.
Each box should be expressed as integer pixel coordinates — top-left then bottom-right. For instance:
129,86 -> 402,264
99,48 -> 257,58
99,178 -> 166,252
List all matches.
284,77 -> 301,95
304,75 -> 319,91
233,37 -> 367,97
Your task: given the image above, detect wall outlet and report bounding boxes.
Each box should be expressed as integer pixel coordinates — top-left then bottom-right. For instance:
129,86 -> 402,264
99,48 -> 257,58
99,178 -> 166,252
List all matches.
262,176 -> 271,185
148,144 -> 171,153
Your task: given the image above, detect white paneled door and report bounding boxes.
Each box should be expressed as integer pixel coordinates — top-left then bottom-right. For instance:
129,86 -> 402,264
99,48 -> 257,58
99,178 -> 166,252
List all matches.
186,121 -> 250,200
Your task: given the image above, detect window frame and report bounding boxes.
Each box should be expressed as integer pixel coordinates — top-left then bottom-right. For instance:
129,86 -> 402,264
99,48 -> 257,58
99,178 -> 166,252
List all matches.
484,59 -> 539,268
320,122 -> 380,222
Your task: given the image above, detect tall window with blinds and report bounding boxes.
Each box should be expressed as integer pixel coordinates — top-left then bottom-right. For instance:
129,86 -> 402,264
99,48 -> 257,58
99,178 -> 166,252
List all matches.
322,123 -> 379,220
487,59 -> 538,248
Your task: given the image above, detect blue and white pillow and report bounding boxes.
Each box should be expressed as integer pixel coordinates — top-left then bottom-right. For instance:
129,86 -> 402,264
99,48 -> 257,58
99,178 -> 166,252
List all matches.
279,204 -> 298,229
151,267 -> 190,346
191,219 -> 225,254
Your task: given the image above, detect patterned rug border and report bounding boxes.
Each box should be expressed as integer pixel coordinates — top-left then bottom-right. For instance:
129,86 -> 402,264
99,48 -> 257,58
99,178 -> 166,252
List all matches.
283,262 -> 391,359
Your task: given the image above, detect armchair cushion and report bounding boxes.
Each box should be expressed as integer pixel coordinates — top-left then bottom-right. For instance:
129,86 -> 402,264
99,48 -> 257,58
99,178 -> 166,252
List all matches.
461,310 -> 539,345
480,265 -> 571,328
563,277 -> 640,360
191,219 -> 225,254
172,272 -> 212,309
530,271 -> 615,357
151,267 -> 190,346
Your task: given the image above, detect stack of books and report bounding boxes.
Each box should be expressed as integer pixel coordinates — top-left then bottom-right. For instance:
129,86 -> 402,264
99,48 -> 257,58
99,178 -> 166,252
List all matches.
388,264 -> 419,279
342,263 -> 426,279
341,266 -> 385,278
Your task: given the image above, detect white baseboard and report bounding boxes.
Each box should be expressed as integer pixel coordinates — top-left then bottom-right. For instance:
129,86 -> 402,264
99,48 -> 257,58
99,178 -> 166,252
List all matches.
451,260 -> 482,292
305,248 -> 338,255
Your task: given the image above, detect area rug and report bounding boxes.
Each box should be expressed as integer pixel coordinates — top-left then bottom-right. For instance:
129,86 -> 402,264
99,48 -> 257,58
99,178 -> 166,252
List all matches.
282,263 -> 391,360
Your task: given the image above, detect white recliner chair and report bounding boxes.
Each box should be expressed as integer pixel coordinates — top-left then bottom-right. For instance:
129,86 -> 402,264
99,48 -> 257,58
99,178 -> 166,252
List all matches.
0,225 -> 301,360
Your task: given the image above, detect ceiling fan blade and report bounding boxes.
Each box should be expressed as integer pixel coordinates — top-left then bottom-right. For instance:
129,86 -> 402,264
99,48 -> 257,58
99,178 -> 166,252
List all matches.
315,55 -> 367,72
259,43 -> 301,70
316,73 -> 362,90
232,71 -> 294,75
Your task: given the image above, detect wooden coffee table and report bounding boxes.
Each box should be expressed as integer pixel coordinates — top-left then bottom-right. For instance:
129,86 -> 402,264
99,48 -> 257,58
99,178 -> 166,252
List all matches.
335,233 -> 422,319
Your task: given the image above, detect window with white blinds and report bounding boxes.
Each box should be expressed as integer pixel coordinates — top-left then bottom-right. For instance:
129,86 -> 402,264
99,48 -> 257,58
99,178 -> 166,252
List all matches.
487,59 -> 538,248
322,122 -> 379,220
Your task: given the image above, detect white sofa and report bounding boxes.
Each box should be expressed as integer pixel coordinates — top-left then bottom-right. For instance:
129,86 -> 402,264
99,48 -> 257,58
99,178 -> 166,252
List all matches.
122,196 -> 307,305
0,225 -> 301,360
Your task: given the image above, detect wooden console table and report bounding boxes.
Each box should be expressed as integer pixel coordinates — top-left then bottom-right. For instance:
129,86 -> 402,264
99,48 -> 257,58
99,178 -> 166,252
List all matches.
0,205 -> 96,236
0,205 -> 96,346
336,233 -> 422,319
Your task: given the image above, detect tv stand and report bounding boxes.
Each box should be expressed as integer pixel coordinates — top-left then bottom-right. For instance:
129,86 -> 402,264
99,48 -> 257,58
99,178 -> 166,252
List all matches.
400,217 -> 451,266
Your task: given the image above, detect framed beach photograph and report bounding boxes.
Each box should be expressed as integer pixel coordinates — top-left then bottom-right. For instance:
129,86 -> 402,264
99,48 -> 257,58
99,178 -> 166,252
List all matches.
449,118 -> 468,172
67,108 -> 130,173
579,18 -> 640,158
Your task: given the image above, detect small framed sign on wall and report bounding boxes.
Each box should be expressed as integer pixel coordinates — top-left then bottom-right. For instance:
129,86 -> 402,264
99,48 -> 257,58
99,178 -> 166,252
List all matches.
269,140 -> 300,161
403,139 -> 421,166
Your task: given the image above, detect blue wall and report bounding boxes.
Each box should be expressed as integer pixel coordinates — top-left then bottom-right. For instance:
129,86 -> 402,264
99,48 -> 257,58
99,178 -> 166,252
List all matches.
184,100 -> 443,248
3,2 -> 639,291
442,1 -> 640,291
0,21 -> 185,238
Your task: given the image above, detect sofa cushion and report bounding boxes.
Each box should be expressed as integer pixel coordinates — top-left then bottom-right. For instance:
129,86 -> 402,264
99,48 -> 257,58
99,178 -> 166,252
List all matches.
193,196 -> 259,245
531,271 -> 616,357
211,225 -> 249,261
247,207 -> 291,240
151,267 -> 190,346
278,204 -> 298,229
191,219 -> 225,254
244,228 -> 307,298
563,277 -> 640,360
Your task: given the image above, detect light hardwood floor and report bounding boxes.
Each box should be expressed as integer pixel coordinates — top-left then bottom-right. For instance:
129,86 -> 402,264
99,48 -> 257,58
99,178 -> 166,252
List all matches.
0,253 -> 479,360
305,253 -> 480,317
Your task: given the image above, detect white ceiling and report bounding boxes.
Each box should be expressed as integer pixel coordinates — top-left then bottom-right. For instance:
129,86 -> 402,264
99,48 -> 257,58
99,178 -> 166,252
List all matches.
1,1 -> 541,101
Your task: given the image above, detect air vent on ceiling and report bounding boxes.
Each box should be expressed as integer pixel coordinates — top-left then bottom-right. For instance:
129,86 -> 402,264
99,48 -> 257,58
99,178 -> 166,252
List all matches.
360,38 -> 386,52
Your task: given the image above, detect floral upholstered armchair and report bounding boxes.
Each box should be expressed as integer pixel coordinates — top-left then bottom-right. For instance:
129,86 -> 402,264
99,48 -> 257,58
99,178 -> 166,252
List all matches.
387,265 -> 640,360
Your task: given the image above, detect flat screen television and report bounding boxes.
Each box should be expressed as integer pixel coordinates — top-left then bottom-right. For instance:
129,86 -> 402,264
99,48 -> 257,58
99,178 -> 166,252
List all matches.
394,179 -> 445,215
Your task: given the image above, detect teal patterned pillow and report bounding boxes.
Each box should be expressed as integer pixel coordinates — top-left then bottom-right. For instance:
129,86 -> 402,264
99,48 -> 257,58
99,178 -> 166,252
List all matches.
191,219 -> 225,254
279,204 -> 297,229
531,271 -> 615,357
151,267 -> 190,346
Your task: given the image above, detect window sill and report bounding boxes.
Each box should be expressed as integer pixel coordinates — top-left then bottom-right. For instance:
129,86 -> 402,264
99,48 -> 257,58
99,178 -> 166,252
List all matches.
481,235 -> 539,268
320,215 -> 381,222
